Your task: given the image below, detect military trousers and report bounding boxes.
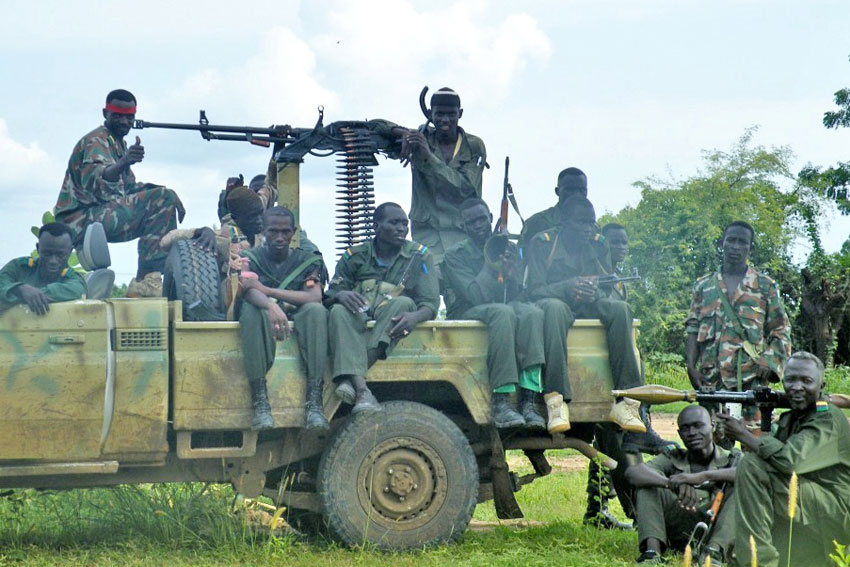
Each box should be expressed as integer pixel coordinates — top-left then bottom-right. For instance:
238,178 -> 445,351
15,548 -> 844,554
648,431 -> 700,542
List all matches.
734,453 -> 850,567
461,301 -> 545,391
239,301 -> 328,384
56,184 -> 180,273
635,485 -> 734,557
534,298 -> 575,400
328,295 -> 417,379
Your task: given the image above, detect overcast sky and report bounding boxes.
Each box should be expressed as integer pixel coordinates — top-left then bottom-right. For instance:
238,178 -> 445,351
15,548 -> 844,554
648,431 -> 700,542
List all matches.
2,0 -> 849,281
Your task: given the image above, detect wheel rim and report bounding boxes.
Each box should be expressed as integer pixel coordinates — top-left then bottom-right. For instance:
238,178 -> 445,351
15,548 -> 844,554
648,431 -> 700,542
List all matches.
357,437 -> 448,530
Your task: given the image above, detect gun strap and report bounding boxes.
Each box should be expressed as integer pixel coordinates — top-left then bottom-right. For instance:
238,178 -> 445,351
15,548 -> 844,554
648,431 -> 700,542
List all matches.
507,188 -> 525,224
277,255 -> 322,292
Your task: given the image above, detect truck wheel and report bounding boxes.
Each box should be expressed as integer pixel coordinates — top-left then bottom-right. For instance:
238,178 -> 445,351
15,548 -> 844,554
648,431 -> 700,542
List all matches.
317,401 -> 478,550
163,238 -> 225,321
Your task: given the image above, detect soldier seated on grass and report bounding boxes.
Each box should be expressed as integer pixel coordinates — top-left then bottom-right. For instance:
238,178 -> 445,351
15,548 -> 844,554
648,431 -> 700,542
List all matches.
626,405 -> 738,565
0,222 -> 85,315
325,202 -> 439,414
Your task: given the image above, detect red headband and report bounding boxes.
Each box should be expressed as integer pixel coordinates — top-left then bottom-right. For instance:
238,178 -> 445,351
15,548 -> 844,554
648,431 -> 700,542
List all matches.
105,103 -> 136,114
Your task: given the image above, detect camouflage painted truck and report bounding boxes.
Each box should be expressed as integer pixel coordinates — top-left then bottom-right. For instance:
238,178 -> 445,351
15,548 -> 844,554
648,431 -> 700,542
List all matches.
0,113 -> 638,550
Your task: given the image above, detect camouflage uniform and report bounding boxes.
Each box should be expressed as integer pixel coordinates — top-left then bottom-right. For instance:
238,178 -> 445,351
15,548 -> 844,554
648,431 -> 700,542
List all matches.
526,228 -> 643,400
369,120 -> 486,260
237,246 -> 327,386
635,446 -> 739,559
685,267 -> 791,391
735,402 -> 850,567
55,125 -> 180,273
0,257 -> 85,308
441,238 -> 545,390
326,239 -> 438,379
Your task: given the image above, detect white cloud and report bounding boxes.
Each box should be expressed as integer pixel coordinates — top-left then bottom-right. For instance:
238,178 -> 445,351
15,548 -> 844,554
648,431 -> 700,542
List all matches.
0,119 -> 52,188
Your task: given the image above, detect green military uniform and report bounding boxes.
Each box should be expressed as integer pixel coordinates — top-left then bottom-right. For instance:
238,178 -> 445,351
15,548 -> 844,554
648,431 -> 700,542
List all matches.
636,446 -> 739,558
0,257 -> 86,309
55,125 -> 180,273
369,120 -> 486,260
686,267 -> 791,391
526,228 -> 643,399
441,238 -> 544,390
735,402 -> 850,567
237,246 -> 328,386
519,205 -> 559,250
326,239 -> 438,379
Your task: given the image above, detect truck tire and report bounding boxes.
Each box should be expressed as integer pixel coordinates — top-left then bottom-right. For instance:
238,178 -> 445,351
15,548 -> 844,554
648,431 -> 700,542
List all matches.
317,401 -> 478,550
163,238 -> 225,321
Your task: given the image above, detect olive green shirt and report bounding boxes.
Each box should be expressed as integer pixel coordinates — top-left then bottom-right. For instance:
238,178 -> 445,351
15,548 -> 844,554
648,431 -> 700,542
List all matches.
441,238 -> 522,320
525,227 -> 612,304
0,257 -> 86,308
519,205 -> 559,249
647,445 -> 740,508
326,239 -> 439,317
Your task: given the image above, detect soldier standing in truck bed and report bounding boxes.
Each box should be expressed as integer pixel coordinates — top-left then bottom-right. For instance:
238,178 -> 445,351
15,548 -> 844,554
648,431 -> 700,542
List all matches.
369,88 -> 486,262
325,202 -> 439,414
55,89 -> 186,298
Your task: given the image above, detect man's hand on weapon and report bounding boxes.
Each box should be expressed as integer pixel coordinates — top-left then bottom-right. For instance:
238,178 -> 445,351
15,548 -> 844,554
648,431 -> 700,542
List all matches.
193,227 -> 218,252
716,412 -> 760,451
499,245 -> 519,282
400,129 -> 430,167
568,277 -> 598,304
266,301 -> 291,341
336,290 -> 369,315
14,284 -> 52,316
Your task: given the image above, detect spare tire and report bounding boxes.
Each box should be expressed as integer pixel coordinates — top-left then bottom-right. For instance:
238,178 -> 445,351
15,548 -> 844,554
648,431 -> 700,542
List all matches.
163,238 -> 226,321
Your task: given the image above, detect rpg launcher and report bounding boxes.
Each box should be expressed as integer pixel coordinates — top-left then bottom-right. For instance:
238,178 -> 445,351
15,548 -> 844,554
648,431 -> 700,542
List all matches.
613,384 -> 850,432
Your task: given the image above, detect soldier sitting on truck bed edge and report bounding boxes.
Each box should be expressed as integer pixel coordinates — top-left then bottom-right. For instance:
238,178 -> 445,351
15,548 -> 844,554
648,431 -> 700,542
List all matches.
441,198 -> 555,431
0,222 -> 85,315
55,89 -> 186,299
325,202 -> 439,414
236,207 -> 330,431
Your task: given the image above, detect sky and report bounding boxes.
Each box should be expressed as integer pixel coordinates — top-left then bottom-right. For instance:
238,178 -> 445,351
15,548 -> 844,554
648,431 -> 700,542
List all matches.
2,0 -> 849,282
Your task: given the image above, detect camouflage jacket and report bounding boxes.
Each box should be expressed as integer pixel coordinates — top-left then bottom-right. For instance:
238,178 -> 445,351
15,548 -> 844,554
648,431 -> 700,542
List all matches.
326,239 -> 439,318
0,257 -> 85,307
56,125 -> 140,215
369,120 -> 486,232
525,227 -> 613,305
685,267 -> 791,390
440,238 -> 522,319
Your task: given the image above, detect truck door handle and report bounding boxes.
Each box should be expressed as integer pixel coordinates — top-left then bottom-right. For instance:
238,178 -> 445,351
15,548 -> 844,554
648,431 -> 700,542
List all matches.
49,335 -> 85,345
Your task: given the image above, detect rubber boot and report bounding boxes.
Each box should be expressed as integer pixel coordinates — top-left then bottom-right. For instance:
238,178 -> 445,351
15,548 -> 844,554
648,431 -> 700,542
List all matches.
304,377 -> 330,431
250,378 -> 274,431
490,393 -> 525,429
518,389 -> 546,429
543,392 -> 570,433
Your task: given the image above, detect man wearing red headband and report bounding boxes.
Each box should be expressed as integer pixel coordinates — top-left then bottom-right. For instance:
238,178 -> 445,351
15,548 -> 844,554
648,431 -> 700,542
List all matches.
55,89 -> 185,297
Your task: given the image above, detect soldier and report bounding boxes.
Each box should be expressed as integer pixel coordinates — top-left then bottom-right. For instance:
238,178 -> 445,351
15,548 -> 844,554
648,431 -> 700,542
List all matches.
218,174 -> 272,224
0,222 -> 85,314
326,202 -> 439,414
686,221 -> 792,428
526,196 -> 652,439
719,351 -> 850,567
368,88 -> 487,261
256,161 -> 320,254
441,198 -> 557,431
626,405 -> 738,565
601,223 -> 630,300
519,167 -> 588,249
235,207 -> 329,431
55,89 -> 186,297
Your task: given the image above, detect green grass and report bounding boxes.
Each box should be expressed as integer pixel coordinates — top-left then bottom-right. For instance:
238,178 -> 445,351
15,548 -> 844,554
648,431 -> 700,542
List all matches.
0,474 -> 687,567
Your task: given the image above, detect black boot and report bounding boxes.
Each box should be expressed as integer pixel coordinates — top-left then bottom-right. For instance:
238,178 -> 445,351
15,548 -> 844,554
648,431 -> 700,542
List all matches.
250,378 -> 274,431
491,392 -> 525,429
518,389 -> 546,429
304,377 -> 330,431
622,404 -> 679,455
583,458 -> 632,529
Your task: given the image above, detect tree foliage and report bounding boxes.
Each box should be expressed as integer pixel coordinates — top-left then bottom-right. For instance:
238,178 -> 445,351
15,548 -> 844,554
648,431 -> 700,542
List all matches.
602,130 -> 807,355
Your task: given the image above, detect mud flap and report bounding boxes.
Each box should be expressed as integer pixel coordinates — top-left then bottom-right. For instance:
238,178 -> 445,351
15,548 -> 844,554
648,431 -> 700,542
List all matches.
489,428 -> 523,520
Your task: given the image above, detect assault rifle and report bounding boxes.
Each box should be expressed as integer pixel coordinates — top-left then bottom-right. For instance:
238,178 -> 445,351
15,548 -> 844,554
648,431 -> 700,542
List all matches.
613,384 -> 850,432
133,108 -> 396,164
591,267 -> 641,287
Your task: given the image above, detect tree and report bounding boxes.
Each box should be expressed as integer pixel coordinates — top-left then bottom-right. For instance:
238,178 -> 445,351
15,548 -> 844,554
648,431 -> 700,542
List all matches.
602,129 -> 807,356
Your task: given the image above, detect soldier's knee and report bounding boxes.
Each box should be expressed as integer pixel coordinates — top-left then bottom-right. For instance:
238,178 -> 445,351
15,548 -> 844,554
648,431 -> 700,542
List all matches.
238,301 -> 263,325
388,295 -> 416,312
328,303 -> 352,324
